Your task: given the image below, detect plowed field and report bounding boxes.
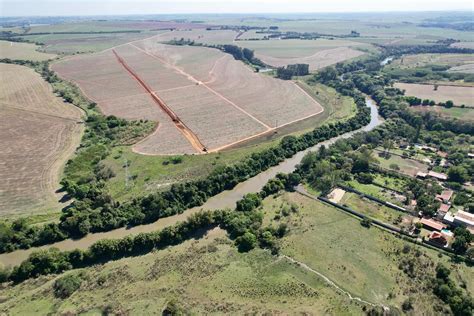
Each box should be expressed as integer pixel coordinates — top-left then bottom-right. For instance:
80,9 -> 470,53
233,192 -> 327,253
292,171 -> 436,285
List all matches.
53,37 -> 323,155
0,64 -> 83,216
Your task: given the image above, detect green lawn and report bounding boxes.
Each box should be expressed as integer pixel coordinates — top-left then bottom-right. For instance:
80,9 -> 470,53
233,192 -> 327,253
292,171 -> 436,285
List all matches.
373,152 -> 429,176
344,179 -> 406,207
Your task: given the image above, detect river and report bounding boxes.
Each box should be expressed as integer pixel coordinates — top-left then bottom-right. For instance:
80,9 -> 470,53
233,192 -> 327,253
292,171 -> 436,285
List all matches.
0,99 -> 382,267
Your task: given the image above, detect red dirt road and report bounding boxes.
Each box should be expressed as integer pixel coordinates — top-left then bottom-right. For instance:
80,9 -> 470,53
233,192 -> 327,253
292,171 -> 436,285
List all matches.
112,49 -> 207,153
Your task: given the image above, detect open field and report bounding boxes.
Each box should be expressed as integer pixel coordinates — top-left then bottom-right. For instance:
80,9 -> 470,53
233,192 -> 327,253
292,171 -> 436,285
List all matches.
451,42 -> 474,49
410,105 -> 474,121
372,152 -> 429,177
22,32 -> 162,54
237,39 -> 369,70
390,53 -> 474,72
53,36 -> 323,155
0,64 -> 83,217
262,192 -> 473,311
102,81 -> 356,201
156,29 -> 238,45
0,228 -> 366,314
0,41 -> 56,60
395,82 -> 474,107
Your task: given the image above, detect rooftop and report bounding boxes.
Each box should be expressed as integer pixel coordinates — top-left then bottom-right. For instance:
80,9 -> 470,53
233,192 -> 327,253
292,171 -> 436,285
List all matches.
436,190 -> 453,202
428,171 -> 448,181
420,218 -> 446,231
438,203 -> 450,213
455,210 -> 474,227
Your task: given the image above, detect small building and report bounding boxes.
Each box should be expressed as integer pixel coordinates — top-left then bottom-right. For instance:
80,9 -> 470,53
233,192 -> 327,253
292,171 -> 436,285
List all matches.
468,153 -> 474,159
436,190 -> 453,204
438,203 -> 451,214
420,218 -> 447,231
416,172 -> 427,179
428,231 -> 448,246
453,210 -> 474,228
443,212 -> 456,225
427,171 -> 448,181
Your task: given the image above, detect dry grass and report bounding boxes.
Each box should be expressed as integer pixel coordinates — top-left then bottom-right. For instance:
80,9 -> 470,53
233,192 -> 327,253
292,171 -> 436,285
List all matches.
395,82 -> 474,107
0,64 -> 83,217
0,41 -> 56,61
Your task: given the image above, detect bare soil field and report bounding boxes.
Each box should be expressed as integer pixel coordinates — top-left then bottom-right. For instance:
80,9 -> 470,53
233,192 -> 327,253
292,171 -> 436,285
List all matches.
395,82 -> 474,107
0,41 -> 56,61
0,64 -> 83,217
156,29 -> 238,45
236,39 -> 369,70
53,38 -> 323,155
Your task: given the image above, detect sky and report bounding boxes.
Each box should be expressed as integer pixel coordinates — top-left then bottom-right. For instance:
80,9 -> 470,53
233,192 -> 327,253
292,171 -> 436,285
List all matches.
1,0 -> 473,17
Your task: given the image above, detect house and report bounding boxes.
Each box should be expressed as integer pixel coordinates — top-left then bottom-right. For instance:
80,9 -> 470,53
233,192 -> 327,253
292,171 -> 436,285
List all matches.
443,212 -> 456,225
428,231 -> 448,246
453,210 -> 474,228
436,203 -> 451,220
427,171 -> 448,181
468,153 -> 474,159
436,190 -> 453,204
420,218 -> 447,231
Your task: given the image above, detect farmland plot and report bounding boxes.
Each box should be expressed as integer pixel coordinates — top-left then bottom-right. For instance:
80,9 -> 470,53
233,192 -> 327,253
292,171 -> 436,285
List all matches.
54,39 -> 323,154
0,64 -> 83,216
0,41 -> 56,61
395,82 -> 474,107
236,39 -> 368,70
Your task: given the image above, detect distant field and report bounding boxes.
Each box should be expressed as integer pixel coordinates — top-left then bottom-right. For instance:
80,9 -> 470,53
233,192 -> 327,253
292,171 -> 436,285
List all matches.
236,39 -> 369,70
157,29 -> 238,45
0,64 -> 83,217
22,32 -> 161,54
451,42 -> 474,49
0,41 -> 56,60
53,35 -> 323,155
390,53 -> 474,71
410,105 -> 474,121
395,82 -> 474,107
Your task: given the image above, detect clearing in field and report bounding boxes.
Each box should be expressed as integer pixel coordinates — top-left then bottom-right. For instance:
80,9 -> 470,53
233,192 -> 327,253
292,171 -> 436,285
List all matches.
410,105 -> 474,121
390,53 -> 474,73
0,41 -> 56,61
395,82 -> 474,107
0,63 -> 83,217
372,151 -> 429,177
236,39 -> 368,70
53,36 -> 323,155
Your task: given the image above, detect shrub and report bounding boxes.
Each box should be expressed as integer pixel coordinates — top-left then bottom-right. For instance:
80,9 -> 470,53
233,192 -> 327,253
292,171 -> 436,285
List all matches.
360,217 -> 372,228
53,273 -> 83,298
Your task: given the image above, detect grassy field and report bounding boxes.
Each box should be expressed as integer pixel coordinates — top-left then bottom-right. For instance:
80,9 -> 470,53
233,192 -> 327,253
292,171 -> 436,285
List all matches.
339,192 -> 406,225
0,41 -> 56,60
410,105 -> 474,121
0,63 -> 84,218
344,179 -> 406,207
103,81 -> 356,201
261,192 -> 473,312
395,83 -> 474,107
372,151 -> 429,176
391,53 -> 474,68
0,228 -> 367,315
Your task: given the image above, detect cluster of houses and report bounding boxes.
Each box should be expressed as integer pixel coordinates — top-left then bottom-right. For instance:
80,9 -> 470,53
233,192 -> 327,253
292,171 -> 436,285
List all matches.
418,189 -> 474,247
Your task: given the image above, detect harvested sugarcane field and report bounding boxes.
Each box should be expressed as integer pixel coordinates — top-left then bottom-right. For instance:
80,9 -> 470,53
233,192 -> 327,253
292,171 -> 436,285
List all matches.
1,2 -> 473,315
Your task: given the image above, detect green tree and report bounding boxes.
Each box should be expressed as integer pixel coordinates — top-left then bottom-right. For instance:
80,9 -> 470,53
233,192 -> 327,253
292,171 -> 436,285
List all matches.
235,231 -> 257,252
448,166 -> 469,184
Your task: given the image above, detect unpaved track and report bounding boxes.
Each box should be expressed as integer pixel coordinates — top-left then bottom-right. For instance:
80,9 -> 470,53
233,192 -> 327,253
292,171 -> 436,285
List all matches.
112,49 -> 206,153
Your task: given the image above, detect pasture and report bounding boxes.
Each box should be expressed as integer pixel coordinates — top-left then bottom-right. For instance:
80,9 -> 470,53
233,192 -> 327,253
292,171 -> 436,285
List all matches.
372,151 -> 429,177
53,37 -> 323,155
391,53 -> 474,71
263,193 -> 473,312
237,39 -> 369,70
0,41 -> 56,60
0,64 -> 83,217
0,228 -> 366,315
395,82 -> 474,107
410,105 -> 474,121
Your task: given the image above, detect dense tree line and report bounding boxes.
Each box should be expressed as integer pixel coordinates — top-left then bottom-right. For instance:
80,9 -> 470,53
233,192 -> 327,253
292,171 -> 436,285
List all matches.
3,171 -> 298,283
276,63 -> 309,80
433,264 -> 473,315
